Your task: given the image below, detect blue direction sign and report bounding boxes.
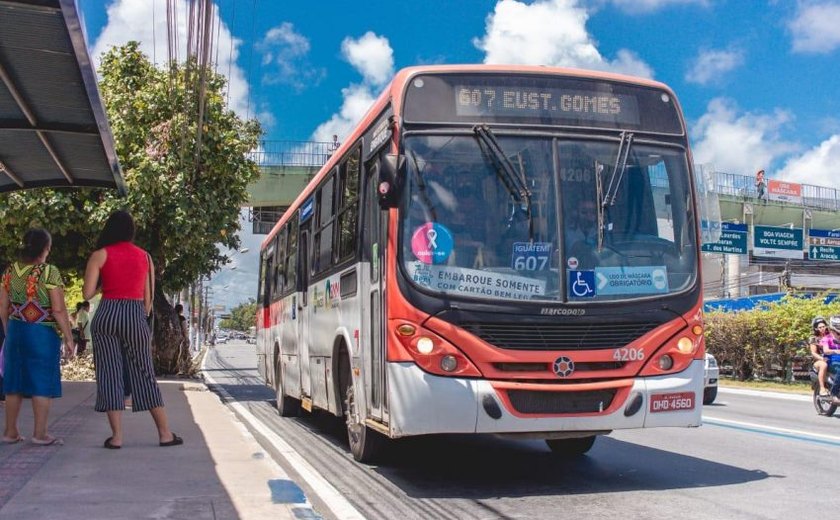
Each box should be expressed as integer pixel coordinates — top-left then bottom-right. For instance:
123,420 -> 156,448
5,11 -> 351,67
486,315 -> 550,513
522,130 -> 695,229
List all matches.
701,223 -> 748,254
753,225 -> 804,259
808,228 -> 840,261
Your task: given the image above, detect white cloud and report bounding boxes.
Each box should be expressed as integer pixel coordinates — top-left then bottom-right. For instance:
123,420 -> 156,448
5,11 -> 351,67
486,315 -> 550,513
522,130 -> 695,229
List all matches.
474,0 -> 653,78
685,48 -> 745,85
91,0 -> 254,119
310,33 -> 394,143
341,32 -> 395,86
790,2 -> 840,53
610,0 -> 708,12
779,135 -> 840,186
256,22 -> 323,90
691,98 -> 797,176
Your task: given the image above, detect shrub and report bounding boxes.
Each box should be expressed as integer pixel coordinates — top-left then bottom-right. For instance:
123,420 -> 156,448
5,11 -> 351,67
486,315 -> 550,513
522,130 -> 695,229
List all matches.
704,293 -> 840,381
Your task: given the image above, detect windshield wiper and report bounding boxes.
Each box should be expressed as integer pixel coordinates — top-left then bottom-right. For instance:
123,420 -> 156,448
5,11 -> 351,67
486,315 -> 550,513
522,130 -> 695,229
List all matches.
472,124 -> 534,239
597,131 -> 634,249
603,131 -> 634,208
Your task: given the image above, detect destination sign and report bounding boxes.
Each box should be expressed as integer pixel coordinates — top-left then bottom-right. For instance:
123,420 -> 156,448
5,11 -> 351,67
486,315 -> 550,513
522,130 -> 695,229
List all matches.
808,228 -> 840,246
402,73 -> 684,134
809,245 -> 840,261
701,223 -> 747,254
808,228 -> 840,260
455,85 -> 640,125
753,225 -> 803,260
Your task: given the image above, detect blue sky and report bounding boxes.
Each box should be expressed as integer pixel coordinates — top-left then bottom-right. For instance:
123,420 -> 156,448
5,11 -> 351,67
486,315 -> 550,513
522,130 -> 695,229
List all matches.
78,0 -> 840,307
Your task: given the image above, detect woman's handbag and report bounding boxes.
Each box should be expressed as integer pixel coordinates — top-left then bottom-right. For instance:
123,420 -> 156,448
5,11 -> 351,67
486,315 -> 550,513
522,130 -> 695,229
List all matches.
146,253 -> 154,332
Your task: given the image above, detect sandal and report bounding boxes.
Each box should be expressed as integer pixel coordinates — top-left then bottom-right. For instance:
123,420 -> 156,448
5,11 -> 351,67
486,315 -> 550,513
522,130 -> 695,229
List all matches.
2,435 -> 24,444
159,433 -> 183,447
31,436 -> 63,446
820,388 -> 830,396
103,437 -> 121,450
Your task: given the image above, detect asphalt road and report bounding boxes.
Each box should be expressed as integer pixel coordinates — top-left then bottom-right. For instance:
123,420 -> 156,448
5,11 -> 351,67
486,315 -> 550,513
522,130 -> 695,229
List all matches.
204,341 -> 840,520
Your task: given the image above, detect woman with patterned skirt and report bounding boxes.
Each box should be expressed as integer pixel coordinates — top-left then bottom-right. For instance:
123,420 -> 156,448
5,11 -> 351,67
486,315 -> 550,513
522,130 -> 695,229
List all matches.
0,229 -> 75,445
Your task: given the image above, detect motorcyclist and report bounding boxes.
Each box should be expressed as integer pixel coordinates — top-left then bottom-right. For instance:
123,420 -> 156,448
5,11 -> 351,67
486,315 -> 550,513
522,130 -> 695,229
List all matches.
809,316 -> 830,395
818,315 -> 840,404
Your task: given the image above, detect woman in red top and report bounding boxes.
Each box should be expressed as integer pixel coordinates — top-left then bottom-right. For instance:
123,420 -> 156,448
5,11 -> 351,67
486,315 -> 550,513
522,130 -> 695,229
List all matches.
83,211 -> 182,449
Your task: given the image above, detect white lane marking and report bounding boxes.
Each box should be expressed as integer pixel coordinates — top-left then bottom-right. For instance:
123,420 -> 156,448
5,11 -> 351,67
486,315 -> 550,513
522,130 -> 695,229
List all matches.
718,387 -> 811,402
703,415 -> 840,443
202,350 -> 367,520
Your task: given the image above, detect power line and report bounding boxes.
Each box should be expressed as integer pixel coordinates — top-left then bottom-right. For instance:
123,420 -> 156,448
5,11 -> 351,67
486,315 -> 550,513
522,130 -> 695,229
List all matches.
245,0 -> 257,120
226,0 -> 236,108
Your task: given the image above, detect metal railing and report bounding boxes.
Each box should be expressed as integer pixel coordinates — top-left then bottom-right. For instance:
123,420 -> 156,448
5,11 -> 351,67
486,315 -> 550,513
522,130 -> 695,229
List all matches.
251,140 -> 338,168
712,171 -> 840,211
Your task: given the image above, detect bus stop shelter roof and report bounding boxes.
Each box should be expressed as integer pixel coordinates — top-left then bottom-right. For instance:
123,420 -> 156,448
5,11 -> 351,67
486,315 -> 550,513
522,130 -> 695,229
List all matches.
0,0 -> 125,195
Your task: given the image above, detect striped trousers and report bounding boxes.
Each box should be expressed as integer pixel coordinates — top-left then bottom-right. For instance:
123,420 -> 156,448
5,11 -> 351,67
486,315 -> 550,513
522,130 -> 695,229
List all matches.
92,299 -> 163,412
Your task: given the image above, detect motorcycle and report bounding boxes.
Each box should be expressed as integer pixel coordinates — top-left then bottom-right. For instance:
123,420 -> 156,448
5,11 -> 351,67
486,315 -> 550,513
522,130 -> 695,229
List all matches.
811,366 -> 840,416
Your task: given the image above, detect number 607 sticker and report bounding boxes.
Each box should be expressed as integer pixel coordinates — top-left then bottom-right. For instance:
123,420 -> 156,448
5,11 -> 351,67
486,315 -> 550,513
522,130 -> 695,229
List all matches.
512,242 -> 552,271
613,347 -> 645,361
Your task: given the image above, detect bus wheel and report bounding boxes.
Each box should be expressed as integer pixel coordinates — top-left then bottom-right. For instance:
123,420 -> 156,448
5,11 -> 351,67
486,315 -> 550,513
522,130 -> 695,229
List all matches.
276,359 -> 300,417
545,435 -> 596,457
345,385 -> 384,463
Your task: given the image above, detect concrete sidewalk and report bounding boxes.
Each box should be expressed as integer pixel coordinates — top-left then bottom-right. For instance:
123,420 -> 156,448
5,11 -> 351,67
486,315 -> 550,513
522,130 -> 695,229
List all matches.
0,379 -> 316,519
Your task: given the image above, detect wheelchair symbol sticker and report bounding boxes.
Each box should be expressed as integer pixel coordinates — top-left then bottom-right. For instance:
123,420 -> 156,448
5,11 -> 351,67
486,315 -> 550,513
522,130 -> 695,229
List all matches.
569,270 -> 596,298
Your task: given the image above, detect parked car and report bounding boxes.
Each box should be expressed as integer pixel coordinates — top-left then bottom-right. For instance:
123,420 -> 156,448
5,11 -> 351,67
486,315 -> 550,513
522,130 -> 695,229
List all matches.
704,353 -> 719,405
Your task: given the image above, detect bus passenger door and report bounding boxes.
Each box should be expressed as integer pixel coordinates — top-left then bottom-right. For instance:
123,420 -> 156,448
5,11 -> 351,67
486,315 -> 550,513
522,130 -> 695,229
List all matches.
361,162 -> 388,421
298,223 -> 312,399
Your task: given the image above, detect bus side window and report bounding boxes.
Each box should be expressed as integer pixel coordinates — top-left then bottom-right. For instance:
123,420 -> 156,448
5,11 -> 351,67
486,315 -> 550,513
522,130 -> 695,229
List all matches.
273,228 -> 287,298
286,215 -> 299,293
258,251 -> 267,305
336,146 -> 361,263
313,173 -> 336,274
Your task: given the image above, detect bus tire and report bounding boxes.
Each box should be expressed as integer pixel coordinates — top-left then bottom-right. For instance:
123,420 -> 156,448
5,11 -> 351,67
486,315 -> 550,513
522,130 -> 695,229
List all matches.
276,358 -> 300,417
545,435 -> 596,457
345,384 -> 385,463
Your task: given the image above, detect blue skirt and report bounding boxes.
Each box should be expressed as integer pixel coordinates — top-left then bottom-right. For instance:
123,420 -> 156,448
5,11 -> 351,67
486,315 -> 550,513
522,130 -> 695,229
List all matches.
2,319 -> 62,398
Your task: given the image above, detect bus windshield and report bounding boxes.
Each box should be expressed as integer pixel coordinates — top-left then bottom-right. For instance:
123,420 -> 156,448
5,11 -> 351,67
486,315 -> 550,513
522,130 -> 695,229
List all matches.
400,134 -> 697,303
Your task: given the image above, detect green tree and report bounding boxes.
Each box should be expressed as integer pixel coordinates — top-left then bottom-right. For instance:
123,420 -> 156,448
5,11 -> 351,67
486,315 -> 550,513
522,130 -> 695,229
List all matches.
219,299 -> 258,332
0,42 -> 261,374
705,294 -> 840,381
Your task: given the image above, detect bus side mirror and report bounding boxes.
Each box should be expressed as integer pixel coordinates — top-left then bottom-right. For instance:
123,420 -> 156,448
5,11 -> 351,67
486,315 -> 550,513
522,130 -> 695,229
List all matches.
378,153 -> 404,209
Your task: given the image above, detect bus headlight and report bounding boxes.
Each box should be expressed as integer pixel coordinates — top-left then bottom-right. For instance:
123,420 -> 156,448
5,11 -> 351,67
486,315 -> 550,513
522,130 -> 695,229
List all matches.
440,355 -> 458,372
658,354 -> 674,370
677,337 -> 695,354
416,337 -> 434,354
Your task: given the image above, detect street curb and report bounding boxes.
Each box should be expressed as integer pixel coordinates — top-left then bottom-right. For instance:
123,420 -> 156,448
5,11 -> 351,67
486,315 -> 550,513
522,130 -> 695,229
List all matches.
201,348 -> 366,520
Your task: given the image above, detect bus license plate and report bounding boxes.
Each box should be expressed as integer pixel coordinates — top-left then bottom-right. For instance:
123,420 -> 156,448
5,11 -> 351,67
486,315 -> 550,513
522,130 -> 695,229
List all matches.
649,392 -> 695,413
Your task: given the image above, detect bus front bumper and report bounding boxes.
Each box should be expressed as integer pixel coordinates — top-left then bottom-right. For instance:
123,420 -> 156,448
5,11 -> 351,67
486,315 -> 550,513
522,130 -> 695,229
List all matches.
386,359 -> 704,438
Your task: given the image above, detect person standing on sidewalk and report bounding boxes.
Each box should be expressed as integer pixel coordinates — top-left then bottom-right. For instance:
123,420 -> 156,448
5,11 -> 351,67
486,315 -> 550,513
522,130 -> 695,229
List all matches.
83,210 -> 182,449
174,304 -> 189,352
0,229 -> 75,445
75,301 -> 91,355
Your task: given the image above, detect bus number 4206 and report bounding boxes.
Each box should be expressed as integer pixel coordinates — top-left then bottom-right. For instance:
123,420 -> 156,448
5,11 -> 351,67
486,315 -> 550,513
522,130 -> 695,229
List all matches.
613,347 -> 644,361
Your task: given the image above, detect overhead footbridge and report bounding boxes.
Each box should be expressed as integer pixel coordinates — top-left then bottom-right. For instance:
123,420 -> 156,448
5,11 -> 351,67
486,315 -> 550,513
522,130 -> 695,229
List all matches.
702,171 -> 840,298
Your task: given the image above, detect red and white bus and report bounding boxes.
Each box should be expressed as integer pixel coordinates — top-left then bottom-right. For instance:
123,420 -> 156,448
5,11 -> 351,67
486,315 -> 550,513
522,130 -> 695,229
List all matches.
257,65 -> 706,462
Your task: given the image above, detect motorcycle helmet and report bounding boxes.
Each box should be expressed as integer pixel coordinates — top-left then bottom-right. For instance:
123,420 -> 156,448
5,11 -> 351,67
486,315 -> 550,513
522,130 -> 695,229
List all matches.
830,315 -> 840,333
813,316 -> 828,331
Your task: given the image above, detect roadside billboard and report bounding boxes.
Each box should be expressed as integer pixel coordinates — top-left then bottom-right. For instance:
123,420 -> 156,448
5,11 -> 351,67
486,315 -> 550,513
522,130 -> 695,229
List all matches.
767,180 -> 802,204
808,228 -> 840,261
701,222 -> 748,254
753,225 -> 803,259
